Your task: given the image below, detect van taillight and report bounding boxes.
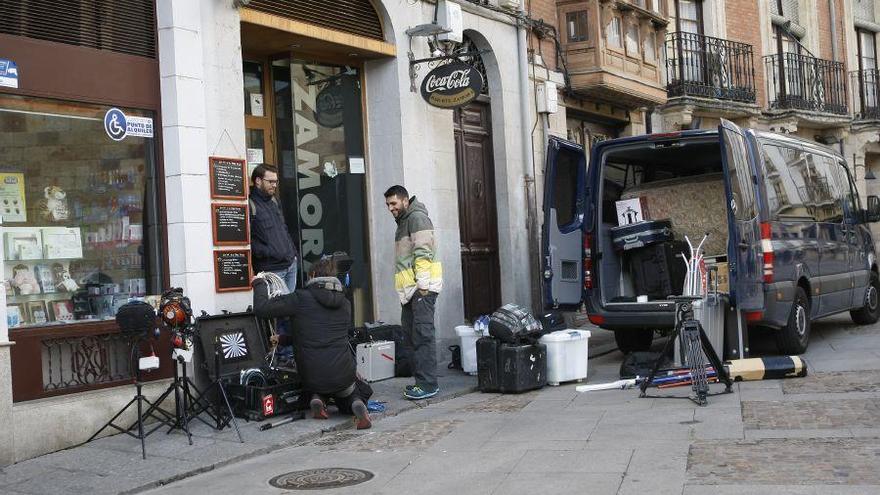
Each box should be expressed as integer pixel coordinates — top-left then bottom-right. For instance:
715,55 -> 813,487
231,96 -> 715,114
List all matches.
584,233 -> 593,290
761,222 -> 774,283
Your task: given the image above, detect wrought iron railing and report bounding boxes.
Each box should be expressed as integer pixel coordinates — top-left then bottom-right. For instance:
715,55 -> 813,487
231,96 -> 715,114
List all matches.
851,68 -> 880,120
764,53 -> 848,115
42,333 -> 135,393
666,32 -> 756,103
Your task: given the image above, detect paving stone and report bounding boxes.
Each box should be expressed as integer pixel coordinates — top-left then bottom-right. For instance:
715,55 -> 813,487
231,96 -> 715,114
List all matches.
684,485 -> 880,495
687,438 -> 880,485
316,420 -> 462,452
456,393 -> 537,413
783,371 -> 880,394
379,471 -> 506,495
743,399 -> 880,429
511,448 -> 633,473
494,472 -> 623,495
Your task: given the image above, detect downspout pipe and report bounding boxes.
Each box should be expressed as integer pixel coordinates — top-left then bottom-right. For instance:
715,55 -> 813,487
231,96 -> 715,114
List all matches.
517,19 -> 542,313
828,0 -> 839,62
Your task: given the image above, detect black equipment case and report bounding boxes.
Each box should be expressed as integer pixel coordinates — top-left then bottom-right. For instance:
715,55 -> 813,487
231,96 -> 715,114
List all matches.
610,219 -> 673,251
476,337 -> 547,393
628,240 -> 688,299
196,311 -> 303,421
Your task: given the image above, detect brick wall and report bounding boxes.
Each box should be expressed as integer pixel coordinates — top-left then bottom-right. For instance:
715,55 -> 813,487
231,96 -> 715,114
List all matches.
815,0 -> 845,62
528,0 -> 559,71
726,0 -> 766,108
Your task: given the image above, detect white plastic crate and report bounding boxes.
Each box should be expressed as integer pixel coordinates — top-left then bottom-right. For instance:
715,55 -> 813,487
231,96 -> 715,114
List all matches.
539,329 -> 591,386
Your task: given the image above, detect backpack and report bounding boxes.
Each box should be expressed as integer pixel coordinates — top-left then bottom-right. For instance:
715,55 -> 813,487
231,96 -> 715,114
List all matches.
488,303 -> 544,344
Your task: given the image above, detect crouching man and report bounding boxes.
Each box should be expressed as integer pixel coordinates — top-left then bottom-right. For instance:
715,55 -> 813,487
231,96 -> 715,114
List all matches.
252,254 -> 371,429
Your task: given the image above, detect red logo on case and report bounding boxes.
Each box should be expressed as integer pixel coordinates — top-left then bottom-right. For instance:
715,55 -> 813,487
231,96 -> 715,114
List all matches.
262,394 -> 275,417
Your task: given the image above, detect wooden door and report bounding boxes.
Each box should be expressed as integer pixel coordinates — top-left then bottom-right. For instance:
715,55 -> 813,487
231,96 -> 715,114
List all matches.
454,100 -> 501,321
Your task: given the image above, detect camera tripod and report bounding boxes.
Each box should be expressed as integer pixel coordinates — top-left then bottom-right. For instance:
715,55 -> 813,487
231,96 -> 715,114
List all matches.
639,296 -> 733,406
187,347 -> 244,443
86,339 -> 176,459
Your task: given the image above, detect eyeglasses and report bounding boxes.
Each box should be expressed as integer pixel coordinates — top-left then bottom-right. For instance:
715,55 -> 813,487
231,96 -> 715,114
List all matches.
260,178 -> 279,185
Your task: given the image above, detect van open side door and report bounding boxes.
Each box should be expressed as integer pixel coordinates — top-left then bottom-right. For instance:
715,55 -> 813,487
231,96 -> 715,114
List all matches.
542,136 -> 587,310
719,119 -> 765,312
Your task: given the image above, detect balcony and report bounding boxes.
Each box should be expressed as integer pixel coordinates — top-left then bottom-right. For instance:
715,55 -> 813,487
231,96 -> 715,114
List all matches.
764,53 -> 848,115
665,32 -> 756,103
851,69 -> 880,120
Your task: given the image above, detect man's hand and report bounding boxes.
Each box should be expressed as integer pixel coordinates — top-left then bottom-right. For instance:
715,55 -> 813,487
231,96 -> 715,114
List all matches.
418,289 -> 430,296
269,335 -> 280,347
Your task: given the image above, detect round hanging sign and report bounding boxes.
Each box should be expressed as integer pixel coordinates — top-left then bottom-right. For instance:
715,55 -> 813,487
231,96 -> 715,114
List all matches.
420,61 -> 483,109
314,84 -> 345,128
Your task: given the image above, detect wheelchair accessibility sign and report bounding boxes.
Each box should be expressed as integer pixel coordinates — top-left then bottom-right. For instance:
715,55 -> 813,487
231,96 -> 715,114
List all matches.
104,107 -> 154,141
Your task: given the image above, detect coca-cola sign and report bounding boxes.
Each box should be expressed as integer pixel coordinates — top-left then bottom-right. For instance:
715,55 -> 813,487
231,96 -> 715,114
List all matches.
420,61 -> 483,109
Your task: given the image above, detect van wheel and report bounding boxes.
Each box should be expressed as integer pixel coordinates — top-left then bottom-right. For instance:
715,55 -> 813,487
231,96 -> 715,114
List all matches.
614,329 -> 654,354
850,272 -> 880,325
776,287 -> 810,355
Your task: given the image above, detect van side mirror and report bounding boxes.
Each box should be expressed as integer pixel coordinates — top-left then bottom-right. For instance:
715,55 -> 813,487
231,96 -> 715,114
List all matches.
866,195 -> 880,223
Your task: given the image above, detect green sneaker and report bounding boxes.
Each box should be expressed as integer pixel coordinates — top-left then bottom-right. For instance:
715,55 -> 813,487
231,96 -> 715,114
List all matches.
404,386 -> 439,400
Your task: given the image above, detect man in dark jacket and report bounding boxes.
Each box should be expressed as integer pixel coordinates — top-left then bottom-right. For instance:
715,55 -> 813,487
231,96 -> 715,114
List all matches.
249,164 -> 299,290
252,254 -> 371,429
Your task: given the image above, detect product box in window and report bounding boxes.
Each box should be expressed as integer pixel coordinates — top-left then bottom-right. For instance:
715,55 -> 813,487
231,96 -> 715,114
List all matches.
615,197 -> 650,226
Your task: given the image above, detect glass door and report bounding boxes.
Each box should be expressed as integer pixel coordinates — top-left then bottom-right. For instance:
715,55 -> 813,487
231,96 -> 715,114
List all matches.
272,58 -> 372,324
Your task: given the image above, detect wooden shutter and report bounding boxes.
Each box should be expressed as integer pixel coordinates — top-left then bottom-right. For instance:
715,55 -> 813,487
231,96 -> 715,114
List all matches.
246,0 -> 384,41
0,0 -> 156,59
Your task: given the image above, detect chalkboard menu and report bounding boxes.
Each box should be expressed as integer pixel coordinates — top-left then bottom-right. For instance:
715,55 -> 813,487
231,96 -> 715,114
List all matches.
209,156 -> 247,199
212,203 -> 249,245
214,250 -> 251,292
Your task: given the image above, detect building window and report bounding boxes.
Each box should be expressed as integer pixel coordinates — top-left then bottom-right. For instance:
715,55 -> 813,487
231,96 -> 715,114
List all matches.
0,94 -> 162,329
859,30 -> 878,71
607,17 -> 622,48
674,0 -> 703,34
644,31 -> 657,62
566,10 -> 589,43
632,0 -> 646,8
625,23 -> 640,55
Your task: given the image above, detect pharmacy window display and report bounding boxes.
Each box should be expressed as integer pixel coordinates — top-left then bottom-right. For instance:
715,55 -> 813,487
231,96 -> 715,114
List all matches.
1,95 -> 162,330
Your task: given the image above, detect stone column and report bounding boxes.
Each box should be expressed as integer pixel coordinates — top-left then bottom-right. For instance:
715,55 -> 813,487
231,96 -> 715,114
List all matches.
0,218 -> 13,466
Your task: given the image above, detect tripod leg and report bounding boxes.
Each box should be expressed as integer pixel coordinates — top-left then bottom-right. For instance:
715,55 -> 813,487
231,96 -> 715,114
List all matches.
216,382 -> 244,443
136,384 -> 146,460
639,330 -> 677,397
699,325 -> 733,392
180,361 -> 193,445
87,396 -> 139,442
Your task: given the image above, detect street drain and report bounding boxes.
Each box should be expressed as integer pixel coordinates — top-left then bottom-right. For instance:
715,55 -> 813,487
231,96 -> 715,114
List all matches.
268,468 -> 374,490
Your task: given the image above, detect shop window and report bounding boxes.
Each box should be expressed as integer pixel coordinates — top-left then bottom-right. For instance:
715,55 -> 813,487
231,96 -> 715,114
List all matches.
607,17 -> 622,49
0,95 -> 162,330
566,10 -> 589,43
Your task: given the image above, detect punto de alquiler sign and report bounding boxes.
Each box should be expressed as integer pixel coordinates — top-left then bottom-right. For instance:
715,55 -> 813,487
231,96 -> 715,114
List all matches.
420,61 -> 484,109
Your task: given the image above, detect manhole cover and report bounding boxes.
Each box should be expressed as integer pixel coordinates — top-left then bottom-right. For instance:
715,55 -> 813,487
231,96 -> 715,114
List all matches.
269,468 -> 374,490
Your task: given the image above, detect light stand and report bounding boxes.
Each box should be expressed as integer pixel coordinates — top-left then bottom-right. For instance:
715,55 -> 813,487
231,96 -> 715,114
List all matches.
187,346 -> 244,442
86,336 -> 176,459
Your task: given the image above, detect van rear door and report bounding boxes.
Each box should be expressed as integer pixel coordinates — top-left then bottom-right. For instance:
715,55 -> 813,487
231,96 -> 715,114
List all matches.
719,119 -> 764,311
542,136 -> 587,310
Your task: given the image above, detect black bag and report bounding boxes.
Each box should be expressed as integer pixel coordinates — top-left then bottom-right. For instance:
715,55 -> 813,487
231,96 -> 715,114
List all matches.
628,241 -> 688,299
610,219 -> 673,251
488,304 -> 544,344
619,351 -> 671,379
448,345 -> 462,370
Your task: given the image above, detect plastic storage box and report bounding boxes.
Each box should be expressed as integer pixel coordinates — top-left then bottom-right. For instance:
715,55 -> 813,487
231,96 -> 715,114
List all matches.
539,329 -> 591,386
455,325 -> 486,375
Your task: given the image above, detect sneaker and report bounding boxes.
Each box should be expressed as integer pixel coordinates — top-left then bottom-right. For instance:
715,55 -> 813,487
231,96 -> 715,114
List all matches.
310,396 -> 329,420
403,386 -> 439,400
351,399 -> 372,430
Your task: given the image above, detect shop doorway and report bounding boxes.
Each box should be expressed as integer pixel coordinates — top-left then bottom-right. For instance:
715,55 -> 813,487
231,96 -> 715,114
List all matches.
454,99 -> 501,321
240,50 -> 373,325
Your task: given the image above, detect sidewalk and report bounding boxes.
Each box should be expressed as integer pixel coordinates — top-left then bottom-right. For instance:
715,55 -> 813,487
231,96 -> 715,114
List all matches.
0,328 -> 618,495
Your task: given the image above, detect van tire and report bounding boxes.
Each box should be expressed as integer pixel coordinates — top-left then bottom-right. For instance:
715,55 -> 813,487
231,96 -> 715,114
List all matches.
614,329 -> 654,354
776,287 -> 810,355
850,273 -> 880,325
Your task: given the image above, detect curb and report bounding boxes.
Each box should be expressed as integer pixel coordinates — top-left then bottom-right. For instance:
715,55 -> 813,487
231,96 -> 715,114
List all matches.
122,384 -> 479,494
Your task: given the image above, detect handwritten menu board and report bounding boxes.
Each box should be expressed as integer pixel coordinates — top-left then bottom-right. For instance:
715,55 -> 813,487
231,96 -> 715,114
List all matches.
209,157 -> 247,200
212,203 -> 249,245
214,250 -> 251,292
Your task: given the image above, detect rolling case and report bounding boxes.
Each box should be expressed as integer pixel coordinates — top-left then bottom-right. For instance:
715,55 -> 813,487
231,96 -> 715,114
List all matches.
628,240 -> 688,299
610,219 -> 673,251
195,311 -> 303,421
477,337 -> 547,393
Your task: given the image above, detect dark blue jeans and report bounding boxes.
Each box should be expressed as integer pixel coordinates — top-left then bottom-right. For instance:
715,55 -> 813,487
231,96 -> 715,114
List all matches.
401,291 -> 438,390
271,259 -> 298,358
